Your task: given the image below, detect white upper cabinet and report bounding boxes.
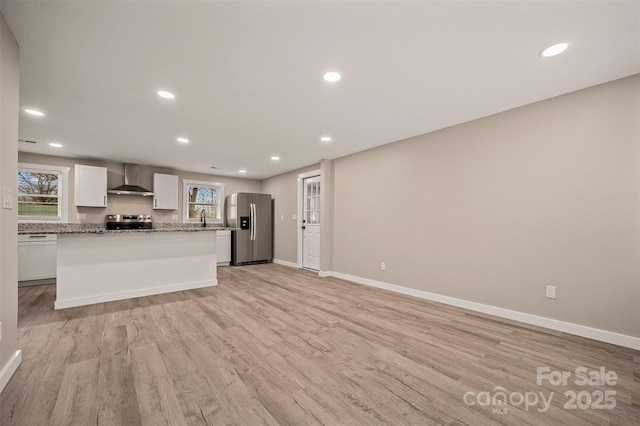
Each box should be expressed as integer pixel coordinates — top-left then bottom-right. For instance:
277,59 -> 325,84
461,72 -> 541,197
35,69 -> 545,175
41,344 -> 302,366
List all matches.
153,173 -> 179,210
74,164 -> 107,207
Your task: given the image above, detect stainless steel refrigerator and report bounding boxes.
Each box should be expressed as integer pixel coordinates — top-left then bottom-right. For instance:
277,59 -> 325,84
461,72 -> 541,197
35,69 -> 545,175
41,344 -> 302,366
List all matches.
225,193 -> 273,265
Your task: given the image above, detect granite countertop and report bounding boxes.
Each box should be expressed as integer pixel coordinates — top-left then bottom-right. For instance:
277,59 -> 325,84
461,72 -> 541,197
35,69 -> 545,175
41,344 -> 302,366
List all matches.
18,223 -> 235,235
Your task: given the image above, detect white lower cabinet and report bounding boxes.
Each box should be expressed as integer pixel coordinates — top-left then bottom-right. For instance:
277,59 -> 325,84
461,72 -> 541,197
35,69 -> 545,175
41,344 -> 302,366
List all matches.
18,234 -> 57,281
216,230 -> 231,265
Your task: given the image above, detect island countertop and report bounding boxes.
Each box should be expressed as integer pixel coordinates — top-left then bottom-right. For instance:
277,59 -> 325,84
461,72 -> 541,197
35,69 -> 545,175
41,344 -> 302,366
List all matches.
18,223 -> 234,234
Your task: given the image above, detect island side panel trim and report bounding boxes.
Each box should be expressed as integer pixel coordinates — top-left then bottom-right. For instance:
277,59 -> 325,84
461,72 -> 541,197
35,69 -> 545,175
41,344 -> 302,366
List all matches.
55,231 -> 217,309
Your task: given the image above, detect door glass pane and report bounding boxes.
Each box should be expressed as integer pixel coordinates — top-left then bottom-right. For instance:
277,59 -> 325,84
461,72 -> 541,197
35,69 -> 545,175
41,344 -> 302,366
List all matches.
305,179 -> 320,224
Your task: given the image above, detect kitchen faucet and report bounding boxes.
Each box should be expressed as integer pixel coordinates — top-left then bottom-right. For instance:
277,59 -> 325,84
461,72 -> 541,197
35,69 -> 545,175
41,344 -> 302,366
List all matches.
200,209 -> 206,227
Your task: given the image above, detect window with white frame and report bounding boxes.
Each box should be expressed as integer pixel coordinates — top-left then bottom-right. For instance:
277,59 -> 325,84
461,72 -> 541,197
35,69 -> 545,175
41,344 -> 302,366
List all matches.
183,179 -> 225,223
18,163 -> 69,222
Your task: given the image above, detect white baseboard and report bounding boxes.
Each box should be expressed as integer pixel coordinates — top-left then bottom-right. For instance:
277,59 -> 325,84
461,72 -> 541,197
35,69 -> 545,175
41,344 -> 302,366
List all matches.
0,350 -> 22,393
327,271 -> 640,351
272,259 -> 332,278
54,280 -> 218,310
273,259 -> 298,268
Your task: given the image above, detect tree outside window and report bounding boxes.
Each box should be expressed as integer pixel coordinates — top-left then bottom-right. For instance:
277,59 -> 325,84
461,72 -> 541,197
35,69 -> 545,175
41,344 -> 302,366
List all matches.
183,180 -> 224,223
18,171 -> 59,218
187,186 -> 217,219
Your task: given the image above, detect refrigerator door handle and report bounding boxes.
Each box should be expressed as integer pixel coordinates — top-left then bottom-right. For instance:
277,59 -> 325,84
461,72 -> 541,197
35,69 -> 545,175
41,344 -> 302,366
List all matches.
250,203 -> 256,241
253,203 -> 257,241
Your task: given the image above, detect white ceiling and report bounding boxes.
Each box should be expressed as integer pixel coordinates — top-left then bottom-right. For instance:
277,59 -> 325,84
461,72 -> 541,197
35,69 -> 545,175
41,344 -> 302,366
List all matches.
1,1 -> 638,180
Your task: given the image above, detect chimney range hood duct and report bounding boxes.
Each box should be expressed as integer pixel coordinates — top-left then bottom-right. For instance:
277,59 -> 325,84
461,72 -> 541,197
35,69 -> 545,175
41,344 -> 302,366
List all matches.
108,164 -> 154,196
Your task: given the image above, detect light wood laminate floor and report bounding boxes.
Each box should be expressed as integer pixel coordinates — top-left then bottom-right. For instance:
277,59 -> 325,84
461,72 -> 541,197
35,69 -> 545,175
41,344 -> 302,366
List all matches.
1,264 -> 639,425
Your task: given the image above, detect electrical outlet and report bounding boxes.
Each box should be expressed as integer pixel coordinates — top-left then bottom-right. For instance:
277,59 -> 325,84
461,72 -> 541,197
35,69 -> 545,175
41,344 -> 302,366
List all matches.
381,262 -> 386,271
292,214 -> 297,220
172,214 -> 179,221
77,213 -> 86,220
546,285 -> 556,299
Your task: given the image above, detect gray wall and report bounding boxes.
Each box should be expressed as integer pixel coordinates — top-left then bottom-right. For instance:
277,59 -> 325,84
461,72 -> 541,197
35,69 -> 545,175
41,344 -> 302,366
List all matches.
261,163 -> 319,263
319,159 -> 334,273
18,153 -> 261,224
331,75 -> 639,337
0,11 -> 20,387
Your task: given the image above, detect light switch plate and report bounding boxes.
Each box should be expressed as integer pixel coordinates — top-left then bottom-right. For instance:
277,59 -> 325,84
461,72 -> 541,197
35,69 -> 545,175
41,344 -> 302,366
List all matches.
292,214 -> 297,220
77,213 -> 86,220
2,188 -> 14,210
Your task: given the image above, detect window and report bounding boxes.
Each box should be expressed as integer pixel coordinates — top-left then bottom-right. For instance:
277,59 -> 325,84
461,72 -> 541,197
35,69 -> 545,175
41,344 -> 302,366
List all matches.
18,163 -> 69,222
183,179 -> 225,223
304,177 -> 321,225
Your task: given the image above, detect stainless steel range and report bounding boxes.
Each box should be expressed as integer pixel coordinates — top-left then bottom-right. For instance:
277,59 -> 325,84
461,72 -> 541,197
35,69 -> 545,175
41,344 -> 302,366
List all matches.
106,214 -> 152,230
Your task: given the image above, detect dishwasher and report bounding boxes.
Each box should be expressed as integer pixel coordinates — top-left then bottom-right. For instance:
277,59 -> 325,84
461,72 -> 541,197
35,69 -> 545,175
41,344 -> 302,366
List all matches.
18,234 -> 57,283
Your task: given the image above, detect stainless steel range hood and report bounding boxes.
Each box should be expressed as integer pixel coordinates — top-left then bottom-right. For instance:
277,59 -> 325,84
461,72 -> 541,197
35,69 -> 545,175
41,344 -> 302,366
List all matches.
107,164 -> 154,196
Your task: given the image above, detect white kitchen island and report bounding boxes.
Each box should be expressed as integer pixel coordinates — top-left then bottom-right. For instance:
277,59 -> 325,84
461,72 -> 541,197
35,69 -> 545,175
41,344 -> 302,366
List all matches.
55,230 -> 217,309
55,230 -> 218,309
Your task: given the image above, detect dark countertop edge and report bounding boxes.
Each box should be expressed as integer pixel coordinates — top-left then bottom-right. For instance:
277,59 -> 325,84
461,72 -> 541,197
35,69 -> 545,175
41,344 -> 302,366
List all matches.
18,227 -> 235,235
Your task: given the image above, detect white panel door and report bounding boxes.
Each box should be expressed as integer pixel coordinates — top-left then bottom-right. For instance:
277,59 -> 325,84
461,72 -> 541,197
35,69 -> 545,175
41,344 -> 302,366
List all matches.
302,176 -> 320,270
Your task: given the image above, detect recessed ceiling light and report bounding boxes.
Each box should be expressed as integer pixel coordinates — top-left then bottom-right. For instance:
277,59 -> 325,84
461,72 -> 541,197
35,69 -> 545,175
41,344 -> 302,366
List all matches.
320,136 -> 332,142
177,137 -> 189,143
24,108 -> 45,116
323,71 -> 341,83
48,142 -> 63,148
157,90 -> 175,99
238,169 -> 247,174
270,156 -> 280,161
540,42 -> 569,58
